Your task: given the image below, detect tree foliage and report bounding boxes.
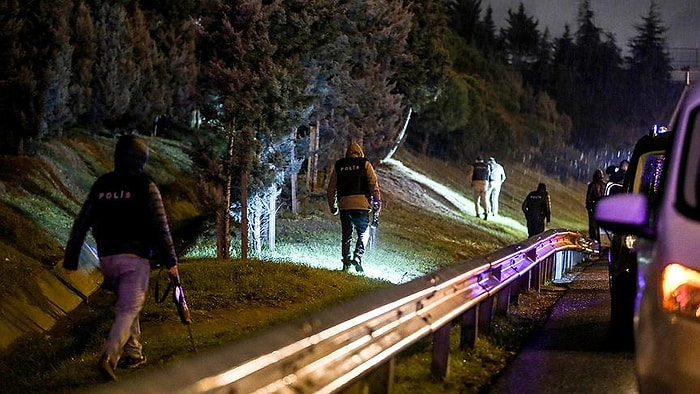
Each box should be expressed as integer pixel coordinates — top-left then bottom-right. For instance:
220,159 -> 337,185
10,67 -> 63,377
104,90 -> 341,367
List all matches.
626,1 -> 675,131
0,0 -> 683,254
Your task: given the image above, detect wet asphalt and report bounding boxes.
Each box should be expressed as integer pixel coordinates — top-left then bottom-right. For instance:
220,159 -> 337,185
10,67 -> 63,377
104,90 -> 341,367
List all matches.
488,259 -> 638,394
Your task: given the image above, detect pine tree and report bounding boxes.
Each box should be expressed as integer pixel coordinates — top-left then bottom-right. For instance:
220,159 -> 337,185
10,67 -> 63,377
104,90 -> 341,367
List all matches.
626,0 -> 674,130
69,2 -> 97,127
450,0 -> 482,45
563,0 -> 624,147
500,3 -> 540,68
307,0 -> 411,166
474,5 -> 498,58
125,6 -> 168,133
196,0 -> 322,258
91,3 -> 139,133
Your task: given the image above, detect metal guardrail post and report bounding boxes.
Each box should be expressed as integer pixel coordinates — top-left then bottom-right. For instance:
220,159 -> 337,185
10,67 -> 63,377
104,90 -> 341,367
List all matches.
531,264 -> 541,291
495,288 -> 510,315
431,324 -> 452,379
478,297 -> 494,335
363,357 -> 395,393
554,253 -> 565,282
459,307 -> 478,350
544,256 -> 555,284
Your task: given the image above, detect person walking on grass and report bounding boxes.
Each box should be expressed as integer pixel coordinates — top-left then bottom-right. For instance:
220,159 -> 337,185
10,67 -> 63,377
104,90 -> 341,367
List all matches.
487,157 -> 506,216
327,142 -> 381,273
471,156 -> 490,220
586,169 -> 606,244
63,135 -> 179,381
522,182 -> 551,237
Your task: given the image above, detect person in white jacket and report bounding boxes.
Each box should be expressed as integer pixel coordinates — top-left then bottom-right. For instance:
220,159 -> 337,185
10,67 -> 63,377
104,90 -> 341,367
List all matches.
487,157 -> 506,216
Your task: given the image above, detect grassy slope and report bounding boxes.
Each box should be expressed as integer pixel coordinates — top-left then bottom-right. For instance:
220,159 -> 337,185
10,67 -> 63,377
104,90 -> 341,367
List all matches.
0,136 -> 588,393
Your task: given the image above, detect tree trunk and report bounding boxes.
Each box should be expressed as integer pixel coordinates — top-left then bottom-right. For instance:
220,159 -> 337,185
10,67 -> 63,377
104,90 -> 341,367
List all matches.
291,173 -> 298,214
241,171 -> 249,261
216,133 -> 235,260
252,195 -> 262,255
307,120 -> 320,192
215,183 -> 228,259
382,107 -> 412,163
291,130 -> 299,214
268,185 -> 276,253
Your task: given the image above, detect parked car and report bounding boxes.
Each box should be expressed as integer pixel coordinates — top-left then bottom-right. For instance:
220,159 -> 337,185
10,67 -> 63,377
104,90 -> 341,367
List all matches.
595,82 -> 699,392
604,130 -> 670,347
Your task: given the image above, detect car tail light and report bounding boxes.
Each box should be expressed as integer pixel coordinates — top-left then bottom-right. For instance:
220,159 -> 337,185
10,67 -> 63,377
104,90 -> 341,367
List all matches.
662,263 -> 700,317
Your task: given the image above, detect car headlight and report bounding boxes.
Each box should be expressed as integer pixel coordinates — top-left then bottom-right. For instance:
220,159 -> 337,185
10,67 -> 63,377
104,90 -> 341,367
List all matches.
662,263 -> 700,318
624,234 -> 637,250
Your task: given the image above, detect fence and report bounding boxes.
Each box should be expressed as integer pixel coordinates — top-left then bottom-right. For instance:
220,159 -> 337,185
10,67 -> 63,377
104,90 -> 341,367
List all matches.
93,229 -> 593,394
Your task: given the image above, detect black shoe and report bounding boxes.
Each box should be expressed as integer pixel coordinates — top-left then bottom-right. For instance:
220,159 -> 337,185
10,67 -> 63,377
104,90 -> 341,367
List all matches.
353,258 -> 364,273
98,354 -> 118,381
342,257 -> 352,271
119,355 -> 147,369
483,212 -> 488,220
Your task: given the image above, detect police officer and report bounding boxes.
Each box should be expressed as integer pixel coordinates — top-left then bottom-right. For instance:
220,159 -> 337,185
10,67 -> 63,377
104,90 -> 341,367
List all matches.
471,156 -> 490,220
327,142 -> 381,273
63,135 -> 179,381
522,182 -> 551,237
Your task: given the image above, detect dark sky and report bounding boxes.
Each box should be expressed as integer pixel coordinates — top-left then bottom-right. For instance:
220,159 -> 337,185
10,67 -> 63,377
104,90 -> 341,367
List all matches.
483,0 -> 700,51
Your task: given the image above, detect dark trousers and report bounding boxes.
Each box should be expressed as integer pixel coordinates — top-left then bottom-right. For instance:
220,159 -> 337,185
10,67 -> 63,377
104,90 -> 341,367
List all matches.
526,216 -> 545,237
587,209 -> 600,243
340,210 -> 371,262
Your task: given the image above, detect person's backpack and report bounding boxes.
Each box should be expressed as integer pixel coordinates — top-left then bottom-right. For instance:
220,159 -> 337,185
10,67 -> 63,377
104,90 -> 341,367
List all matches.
472,161 -> 489,181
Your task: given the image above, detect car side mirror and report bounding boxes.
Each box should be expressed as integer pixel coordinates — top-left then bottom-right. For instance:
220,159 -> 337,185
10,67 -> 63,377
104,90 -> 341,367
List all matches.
595,194 -> 655,238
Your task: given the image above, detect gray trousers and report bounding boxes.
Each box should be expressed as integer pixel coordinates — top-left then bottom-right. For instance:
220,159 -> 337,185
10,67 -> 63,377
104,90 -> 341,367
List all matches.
99,254 -> 150,363
487,182 -> 502,215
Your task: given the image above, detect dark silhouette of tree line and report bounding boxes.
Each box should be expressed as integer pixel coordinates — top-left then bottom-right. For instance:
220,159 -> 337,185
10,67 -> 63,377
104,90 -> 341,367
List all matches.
0,0 -> 681,257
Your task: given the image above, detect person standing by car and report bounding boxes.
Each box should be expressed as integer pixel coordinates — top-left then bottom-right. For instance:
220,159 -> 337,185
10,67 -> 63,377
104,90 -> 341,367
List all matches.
521,182 -> 551,237
471,156 -> 490,220
62,135 -> 179,381
609,159 -> 629,184
327,141 -> 381,273
585,169 -> 606,243
487,157 -> 506,216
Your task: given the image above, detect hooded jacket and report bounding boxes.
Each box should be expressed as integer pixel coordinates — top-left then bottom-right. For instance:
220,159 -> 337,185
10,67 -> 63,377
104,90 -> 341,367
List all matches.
586,169 -> 606,211
63,135 -> 178,270
327,142 -> 381,211
522,183 -> 551,222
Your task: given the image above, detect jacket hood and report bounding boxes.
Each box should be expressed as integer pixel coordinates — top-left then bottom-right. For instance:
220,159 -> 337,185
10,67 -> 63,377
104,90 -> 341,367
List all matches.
593,169 -> 604,182
114,135 -> 149,173
345,142 -> 364,158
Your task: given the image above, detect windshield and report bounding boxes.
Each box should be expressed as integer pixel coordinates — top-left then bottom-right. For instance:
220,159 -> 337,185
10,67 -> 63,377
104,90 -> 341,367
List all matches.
635,151 -> 665,207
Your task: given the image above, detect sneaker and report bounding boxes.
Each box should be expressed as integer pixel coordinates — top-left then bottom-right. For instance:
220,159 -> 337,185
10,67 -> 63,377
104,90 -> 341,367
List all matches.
119,355 -> 147,369
98,354 -> 118,381
342,257 -> 352,271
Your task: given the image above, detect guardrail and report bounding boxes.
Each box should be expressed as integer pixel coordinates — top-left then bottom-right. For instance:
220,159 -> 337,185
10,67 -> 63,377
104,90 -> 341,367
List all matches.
95,229 -> 592,394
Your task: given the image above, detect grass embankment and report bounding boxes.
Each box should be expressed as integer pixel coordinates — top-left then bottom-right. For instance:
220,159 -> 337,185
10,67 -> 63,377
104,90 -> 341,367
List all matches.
0,135 -> 588,393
